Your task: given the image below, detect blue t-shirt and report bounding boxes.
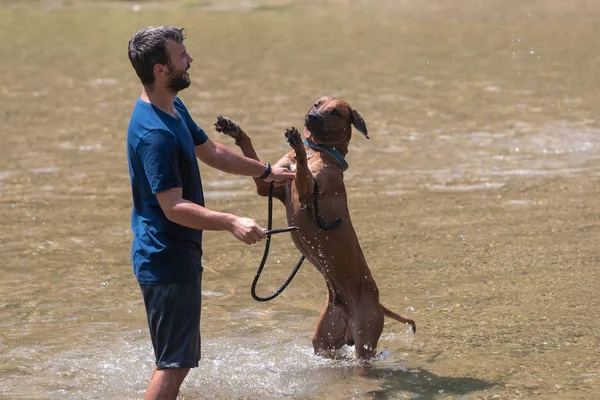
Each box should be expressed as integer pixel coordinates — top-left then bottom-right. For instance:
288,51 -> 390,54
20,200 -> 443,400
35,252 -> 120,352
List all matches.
127,97 -> 209,284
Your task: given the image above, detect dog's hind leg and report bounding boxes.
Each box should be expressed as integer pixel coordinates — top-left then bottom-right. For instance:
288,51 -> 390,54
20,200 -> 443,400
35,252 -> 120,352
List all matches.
312,286 -> 348,357
349,302 -> 385,359
312,303 -> 347,357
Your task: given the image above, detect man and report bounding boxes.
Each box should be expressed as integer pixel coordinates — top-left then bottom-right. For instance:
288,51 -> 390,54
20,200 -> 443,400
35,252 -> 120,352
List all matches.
126,26 -> 295,400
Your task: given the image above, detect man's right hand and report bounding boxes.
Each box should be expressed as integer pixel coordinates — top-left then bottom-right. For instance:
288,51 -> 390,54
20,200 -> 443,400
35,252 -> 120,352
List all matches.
263,166 -> 295,187
229,216 -> 267,245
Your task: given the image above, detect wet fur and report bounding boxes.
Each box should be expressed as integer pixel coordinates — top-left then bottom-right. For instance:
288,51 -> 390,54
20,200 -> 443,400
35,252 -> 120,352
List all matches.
215,97 -> 416,359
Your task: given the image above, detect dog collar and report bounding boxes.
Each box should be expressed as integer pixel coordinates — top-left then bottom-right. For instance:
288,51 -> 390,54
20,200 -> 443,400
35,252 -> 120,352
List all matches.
303,139 -> 348,172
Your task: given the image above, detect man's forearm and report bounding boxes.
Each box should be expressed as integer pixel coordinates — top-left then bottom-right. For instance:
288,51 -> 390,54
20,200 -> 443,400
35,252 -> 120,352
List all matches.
166,199 -> 235,232
210,142 -> 267,177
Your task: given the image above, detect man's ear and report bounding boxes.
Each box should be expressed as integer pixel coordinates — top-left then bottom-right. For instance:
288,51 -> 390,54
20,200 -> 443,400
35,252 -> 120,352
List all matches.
351,109 -> 369,139
154,63 -> 169,77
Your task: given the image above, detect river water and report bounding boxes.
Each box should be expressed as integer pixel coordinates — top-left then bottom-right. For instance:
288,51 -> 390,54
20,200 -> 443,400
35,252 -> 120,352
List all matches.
1,0 -> 600,399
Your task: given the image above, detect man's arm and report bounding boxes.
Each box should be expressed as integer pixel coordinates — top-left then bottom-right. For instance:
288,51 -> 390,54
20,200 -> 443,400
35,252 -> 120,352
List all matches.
156,186 -> 266,245
195,138 -> 295,184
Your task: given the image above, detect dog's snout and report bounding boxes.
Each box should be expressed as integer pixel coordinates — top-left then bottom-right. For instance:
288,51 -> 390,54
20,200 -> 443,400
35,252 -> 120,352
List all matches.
307,112 -> 322,121
304,110 -> 327,136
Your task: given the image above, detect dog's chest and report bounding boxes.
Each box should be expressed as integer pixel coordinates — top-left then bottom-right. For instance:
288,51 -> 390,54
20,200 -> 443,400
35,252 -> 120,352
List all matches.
288,151 -> 324,174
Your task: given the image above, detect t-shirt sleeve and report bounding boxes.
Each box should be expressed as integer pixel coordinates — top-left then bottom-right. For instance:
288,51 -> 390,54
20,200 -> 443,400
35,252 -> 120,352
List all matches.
174,97 -> 208,146
189,120 -> 209,146
136,129 -> 182,194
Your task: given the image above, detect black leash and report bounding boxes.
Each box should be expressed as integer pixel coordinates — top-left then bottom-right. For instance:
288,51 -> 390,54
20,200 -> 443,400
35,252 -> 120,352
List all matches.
251,183 -> 305,302
312,181 -> 343,230
251,180 -> 343,302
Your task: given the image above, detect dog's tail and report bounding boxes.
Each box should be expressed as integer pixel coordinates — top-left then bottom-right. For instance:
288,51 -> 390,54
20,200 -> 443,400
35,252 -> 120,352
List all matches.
381,304 -> 417,334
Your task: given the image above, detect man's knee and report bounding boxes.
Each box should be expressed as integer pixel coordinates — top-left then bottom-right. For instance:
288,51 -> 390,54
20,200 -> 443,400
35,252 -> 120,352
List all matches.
166,367 -> 190,381
156,368 -> 190,387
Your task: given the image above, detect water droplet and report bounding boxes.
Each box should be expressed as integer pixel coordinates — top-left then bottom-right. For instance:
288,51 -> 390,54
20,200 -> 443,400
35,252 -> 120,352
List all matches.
409,306 -> 415,312
32,217 -> 36,221
530,50 -> 535,55
493,167 -> 500,172
11,204 -> 15,208
482,196 -> 487,201
515,147 -> 520,152
426,290 -> 430,295
26,211 -> 31,216
128,309 -> 132,313
276,259 -> 280,264
460,235 -> 466,241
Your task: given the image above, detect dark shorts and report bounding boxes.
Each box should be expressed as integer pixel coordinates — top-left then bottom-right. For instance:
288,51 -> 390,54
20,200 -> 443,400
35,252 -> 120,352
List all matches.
139,274 -> 202,370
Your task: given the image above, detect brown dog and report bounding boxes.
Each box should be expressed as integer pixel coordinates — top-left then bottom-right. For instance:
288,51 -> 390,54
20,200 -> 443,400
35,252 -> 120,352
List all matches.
215,96 -> 416,359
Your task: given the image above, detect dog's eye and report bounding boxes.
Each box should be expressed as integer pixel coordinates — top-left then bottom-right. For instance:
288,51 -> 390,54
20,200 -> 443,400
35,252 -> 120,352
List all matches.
331,108 -> 341,116
313,103 -> 319,109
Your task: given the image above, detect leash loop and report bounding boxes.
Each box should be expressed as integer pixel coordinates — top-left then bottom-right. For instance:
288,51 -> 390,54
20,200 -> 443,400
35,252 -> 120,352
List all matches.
251,182 -> 305,302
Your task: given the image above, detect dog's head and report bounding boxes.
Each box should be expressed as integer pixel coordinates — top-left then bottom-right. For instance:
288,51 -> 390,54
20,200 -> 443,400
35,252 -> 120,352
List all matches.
303,96 -> 368,148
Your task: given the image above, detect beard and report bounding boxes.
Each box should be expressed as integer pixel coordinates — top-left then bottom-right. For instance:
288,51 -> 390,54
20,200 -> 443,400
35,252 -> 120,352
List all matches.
166,64 -> 191,93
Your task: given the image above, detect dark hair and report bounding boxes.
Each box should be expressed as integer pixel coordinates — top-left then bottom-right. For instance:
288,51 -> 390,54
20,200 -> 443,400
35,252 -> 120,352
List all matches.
128,26 -> 186,85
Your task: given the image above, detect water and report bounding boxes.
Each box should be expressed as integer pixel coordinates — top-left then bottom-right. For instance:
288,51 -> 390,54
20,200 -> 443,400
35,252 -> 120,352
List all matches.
2,0 -> 600,398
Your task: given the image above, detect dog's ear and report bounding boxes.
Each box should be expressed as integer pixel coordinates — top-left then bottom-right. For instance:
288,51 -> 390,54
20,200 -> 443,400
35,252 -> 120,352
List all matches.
351,109 -> 369,139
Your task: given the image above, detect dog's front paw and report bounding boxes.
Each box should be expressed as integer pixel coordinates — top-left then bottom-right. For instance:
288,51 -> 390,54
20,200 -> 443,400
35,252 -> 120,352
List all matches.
215,116 -> 243,141
285,127 -> 302,150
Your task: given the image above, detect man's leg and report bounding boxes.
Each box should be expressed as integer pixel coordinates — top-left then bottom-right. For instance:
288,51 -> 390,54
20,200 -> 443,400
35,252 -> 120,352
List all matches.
144,367 -> 190,400
139,274 -> 202,400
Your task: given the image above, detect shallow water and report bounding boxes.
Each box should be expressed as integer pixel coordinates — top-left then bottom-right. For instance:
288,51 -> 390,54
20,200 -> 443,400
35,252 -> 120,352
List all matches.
1,0 -> 600,399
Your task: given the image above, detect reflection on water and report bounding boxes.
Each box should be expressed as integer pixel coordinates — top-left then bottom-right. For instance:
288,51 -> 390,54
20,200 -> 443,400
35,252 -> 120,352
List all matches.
2,0 -> 600,398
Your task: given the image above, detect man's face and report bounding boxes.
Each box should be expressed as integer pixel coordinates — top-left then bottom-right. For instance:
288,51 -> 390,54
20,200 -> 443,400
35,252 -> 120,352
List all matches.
161,39 -> 193,94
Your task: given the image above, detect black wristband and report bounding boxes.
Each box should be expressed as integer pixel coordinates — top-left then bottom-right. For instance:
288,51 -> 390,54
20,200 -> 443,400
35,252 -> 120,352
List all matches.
258,163 -> 272,180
